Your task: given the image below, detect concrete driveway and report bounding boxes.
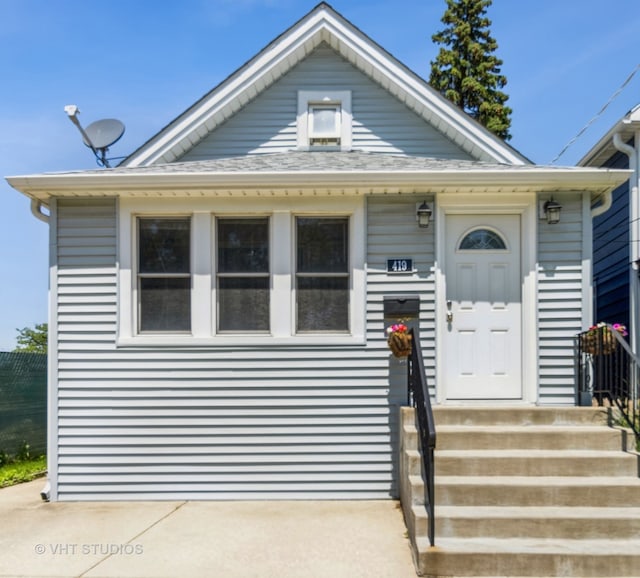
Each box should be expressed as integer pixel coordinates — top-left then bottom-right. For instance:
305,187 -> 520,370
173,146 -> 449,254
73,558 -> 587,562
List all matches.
0,480 -> 417,578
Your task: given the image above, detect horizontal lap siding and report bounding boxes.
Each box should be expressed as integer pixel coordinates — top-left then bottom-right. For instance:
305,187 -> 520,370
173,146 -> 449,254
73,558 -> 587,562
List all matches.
537,194 -> 584,404
178,45 -> 469,161
366,196 -> 436,400
593,180 -> 630,329
55,198 -> 397,500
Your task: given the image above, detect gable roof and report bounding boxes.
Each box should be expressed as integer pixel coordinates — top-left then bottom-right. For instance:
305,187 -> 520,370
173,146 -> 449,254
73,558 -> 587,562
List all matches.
121,2 -> 529,168
579,103 -> 640,167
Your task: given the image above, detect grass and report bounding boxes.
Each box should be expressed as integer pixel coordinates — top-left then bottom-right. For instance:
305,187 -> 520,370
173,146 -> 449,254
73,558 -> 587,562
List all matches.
0,456 -> 47,488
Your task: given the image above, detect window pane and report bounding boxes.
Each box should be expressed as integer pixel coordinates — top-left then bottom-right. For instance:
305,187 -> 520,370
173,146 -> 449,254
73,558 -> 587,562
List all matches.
311,106 -> 339,136
297,277 -> 349,332
139,218 -> 190,274
297,218 -> 348,273
140,278 -> 190,332
218,218 -> 269,273
218,277 -> 269,332
459,229 -> 507,251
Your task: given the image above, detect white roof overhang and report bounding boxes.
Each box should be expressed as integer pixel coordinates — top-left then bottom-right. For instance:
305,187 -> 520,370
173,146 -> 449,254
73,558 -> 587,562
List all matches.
8,166 -> 630,203
121,3 -> 528,167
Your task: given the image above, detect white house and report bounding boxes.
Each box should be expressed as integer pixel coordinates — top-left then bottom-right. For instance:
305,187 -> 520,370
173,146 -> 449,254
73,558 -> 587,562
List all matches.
6,3 -> 629,501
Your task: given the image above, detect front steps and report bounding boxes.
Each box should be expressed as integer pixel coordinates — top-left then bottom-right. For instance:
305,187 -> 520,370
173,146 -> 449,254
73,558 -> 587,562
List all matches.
400,406 -> 640,577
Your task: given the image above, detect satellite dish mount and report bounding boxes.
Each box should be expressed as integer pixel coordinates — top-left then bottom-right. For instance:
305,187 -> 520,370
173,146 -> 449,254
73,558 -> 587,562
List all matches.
64,105 -> 125,168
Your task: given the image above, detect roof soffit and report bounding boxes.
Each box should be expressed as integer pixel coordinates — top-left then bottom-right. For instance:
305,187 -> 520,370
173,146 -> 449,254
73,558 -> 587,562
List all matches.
122,3 -> 528,168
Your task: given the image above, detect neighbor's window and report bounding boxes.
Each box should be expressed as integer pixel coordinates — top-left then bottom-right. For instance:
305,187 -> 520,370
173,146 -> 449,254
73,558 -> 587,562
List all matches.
296,217 -> 349,332
217,217 -> 270,332
137,217 -> 191,332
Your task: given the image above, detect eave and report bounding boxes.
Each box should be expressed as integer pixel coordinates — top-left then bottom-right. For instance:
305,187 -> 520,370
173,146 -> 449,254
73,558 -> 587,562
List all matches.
579,104 -> 640,167
7,166 -> 630,203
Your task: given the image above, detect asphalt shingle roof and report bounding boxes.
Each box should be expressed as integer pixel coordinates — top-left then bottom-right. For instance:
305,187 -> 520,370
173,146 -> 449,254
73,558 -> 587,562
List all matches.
107,151 -> 534,175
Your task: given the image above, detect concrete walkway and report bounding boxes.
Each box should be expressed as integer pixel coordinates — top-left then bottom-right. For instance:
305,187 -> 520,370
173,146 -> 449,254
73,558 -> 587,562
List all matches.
0,480 -> 417,578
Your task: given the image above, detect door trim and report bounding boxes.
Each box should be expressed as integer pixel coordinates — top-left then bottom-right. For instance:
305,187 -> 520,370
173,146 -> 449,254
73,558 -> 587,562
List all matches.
435,193 -> 538,404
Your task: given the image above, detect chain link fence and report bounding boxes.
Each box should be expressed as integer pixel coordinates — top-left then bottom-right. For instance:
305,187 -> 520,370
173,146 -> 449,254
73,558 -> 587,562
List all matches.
0,352 -> 47,459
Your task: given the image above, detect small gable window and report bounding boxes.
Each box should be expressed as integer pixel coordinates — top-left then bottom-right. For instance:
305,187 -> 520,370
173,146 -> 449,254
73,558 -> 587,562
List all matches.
297,90 -> 351,150
308,104 -> 341,146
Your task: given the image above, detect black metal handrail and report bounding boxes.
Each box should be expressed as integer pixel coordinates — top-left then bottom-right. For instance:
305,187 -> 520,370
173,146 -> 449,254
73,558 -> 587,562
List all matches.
407,327 -> 437,547
576,324 -> 639,442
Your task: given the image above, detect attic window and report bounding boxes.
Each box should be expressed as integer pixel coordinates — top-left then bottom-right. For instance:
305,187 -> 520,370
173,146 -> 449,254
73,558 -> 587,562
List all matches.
309,104 -> 341,146
298,90 -> 351,150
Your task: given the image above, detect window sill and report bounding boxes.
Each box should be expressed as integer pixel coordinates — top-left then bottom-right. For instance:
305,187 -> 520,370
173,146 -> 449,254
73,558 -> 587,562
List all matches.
116,334 -> 366,348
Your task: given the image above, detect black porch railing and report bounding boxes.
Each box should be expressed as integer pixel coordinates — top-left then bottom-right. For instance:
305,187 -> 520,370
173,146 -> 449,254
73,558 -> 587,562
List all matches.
575,324 -> 639,442
407,327 -> 437,547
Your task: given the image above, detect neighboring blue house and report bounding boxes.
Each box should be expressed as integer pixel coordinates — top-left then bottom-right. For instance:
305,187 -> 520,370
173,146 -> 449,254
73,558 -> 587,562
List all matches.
579,104 -> 640,351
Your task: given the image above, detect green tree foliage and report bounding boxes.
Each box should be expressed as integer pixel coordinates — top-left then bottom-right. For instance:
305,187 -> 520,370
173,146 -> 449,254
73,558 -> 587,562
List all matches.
429,0 -> 512,140
14,323 -> 48,354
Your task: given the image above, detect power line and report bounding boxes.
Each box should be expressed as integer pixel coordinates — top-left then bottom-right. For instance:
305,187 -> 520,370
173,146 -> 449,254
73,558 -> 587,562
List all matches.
551,63 -> 640,165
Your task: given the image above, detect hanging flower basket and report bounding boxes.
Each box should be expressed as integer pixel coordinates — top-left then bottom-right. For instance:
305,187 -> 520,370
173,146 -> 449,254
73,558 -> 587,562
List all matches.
580,323 -> 627,356
386,323 -> 412,358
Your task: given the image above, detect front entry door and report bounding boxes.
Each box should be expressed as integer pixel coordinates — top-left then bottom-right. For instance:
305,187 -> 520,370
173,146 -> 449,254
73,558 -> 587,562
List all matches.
443,214 -> 522,400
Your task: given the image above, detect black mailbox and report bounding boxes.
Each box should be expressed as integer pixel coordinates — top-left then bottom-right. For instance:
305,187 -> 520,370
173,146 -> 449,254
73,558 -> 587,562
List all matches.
383,294 -> 420,318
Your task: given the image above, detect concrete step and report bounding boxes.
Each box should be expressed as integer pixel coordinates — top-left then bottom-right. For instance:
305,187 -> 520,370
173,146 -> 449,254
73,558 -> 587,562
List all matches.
400,406 -> 640,576
416,537 -> 640,577
437,425 -> 626,451
405,449 -> 423,477
436,475 -> 640,507
436,449 -> 639,477
432,406 -> 609,427
433,506 -> 640,539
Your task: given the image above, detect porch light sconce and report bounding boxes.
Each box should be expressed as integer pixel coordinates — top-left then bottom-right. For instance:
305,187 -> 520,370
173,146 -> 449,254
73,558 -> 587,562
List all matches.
416,201 -> 433,228
543,198 -> 562,224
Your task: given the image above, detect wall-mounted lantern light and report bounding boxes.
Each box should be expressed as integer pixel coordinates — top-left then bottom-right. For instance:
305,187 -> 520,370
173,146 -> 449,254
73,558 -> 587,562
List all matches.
416,201 -> 433,228
543,198 -> 562,224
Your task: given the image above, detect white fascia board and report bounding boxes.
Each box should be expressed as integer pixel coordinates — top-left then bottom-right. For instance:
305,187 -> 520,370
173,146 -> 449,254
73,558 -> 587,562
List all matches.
321,16 -> 528,166
7,167 -> 630,201
579,105 -> 640,167
123,5 -> 528,168
123,12 -> 331,167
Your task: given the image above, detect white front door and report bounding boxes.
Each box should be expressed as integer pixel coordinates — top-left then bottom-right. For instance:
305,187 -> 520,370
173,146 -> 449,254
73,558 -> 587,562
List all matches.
443,214 -> 522,400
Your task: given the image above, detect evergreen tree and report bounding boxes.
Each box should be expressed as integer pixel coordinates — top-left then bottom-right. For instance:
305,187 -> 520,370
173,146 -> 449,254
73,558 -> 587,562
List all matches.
14,323 -> 48,354
429,0 -> 512,140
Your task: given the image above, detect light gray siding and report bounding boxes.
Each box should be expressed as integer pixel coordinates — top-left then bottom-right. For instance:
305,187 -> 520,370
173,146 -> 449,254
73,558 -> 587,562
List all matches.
54,196 -> 438,500
52,192 -> 585,498
178,45 -> 470,162
366,196 -> 437,398
537,193 -> 584,404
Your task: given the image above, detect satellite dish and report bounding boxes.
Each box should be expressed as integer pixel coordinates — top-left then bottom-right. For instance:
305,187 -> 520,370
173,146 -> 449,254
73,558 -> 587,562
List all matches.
64,106 -> 126,168
83,119 -> 125,150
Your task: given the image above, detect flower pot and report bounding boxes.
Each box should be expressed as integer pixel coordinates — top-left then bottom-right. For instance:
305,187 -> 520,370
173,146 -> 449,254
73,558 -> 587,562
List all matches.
581,331 -> 617,355
387,331 -> 412,358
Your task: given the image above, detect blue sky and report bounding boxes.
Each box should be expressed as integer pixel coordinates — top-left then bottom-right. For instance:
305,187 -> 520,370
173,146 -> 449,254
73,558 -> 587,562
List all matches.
1,0 -> 639,350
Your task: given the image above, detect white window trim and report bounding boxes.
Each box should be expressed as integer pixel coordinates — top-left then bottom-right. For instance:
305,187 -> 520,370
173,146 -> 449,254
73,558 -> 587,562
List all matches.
117,196 -> 365,347
297,90 -> 352,151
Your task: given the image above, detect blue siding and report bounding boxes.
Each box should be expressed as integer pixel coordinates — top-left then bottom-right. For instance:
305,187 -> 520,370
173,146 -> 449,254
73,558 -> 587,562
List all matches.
593,150 -> 630,329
